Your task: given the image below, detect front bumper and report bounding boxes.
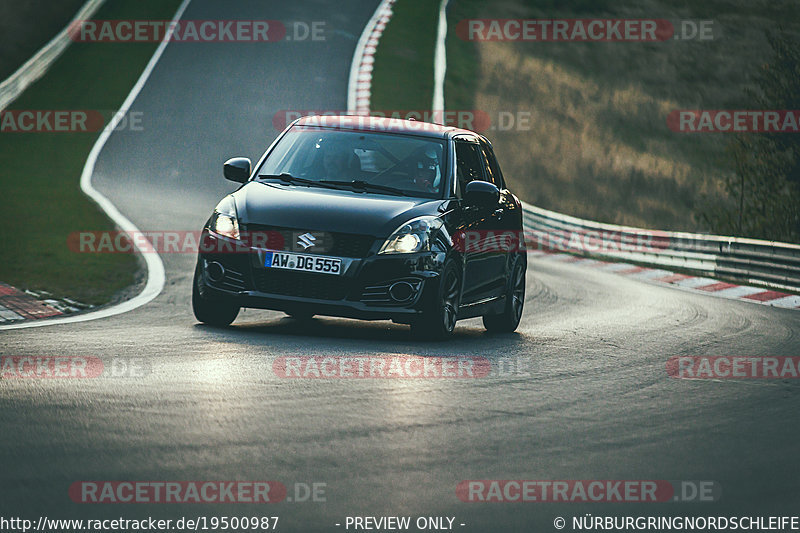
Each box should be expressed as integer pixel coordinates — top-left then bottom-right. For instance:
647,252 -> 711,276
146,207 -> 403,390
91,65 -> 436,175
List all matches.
197,231 -> 446,322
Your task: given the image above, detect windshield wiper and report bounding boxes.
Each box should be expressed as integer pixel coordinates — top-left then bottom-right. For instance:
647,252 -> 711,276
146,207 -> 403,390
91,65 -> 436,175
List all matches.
258,173 -> 343,190
319,179 -> 408,196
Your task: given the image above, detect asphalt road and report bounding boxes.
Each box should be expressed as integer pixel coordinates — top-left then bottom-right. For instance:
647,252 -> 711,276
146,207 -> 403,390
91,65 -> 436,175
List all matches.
2,1 -> 800,531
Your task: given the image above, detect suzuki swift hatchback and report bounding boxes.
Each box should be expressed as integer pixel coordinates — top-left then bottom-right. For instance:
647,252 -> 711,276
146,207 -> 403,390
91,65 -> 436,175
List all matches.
192,116 -> 526,339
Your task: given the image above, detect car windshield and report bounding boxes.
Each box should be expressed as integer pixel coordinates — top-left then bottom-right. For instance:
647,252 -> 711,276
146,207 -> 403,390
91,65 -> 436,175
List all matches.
257,126 -> 447,198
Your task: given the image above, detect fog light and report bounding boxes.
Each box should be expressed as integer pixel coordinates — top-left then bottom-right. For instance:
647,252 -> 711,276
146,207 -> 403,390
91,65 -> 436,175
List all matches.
389,281 -> 415,302
206,261 -> 225,282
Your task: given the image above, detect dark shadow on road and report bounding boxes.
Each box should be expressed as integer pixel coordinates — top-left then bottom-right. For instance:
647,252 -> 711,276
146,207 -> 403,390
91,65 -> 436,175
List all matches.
193,315 -> 536,358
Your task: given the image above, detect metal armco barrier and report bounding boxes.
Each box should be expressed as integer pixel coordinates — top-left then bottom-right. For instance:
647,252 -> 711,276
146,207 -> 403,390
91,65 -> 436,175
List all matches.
521,202 -> 800,293
0,0 -> 107,112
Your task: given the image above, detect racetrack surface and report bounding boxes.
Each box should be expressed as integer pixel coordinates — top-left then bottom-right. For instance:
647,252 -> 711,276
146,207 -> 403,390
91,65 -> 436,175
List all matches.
2,1 -> 800,530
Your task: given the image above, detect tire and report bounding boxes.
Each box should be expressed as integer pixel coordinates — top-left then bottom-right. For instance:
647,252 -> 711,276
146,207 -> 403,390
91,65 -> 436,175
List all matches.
410,259 -> 461,340
483,255 -> 525,333
192,263 -> 240,327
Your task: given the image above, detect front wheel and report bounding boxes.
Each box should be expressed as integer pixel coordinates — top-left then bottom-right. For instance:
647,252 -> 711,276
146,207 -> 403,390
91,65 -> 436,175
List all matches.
483,255 -> 525,333
192,264 -> 240,327
410,260 -> 461,340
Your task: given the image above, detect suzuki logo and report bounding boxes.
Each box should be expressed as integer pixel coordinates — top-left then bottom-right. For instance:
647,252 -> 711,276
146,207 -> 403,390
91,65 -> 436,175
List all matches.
297,232 -> 317,250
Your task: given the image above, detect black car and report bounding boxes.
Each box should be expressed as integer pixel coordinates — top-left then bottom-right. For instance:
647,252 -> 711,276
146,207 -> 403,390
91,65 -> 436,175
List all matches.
192,115 -> 526,338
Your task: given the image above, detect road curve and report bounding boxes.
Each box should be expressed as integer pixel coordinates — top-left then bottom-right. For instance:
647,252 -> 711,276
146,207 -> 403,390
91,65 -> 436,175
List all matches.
2,1 -> 800,531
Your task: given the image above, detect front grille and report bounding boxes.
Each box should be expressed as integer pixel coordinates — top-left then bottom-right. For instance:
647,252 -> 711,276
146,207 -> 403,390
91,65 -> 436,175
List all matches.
252,269 -> 350,301
245,224 -> 375,258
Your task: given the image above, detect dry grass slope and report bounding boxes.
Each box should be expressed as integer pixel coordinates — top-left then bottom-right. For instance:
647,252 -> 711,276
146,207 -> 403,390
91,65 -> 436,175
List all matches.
450,0 -> 800,232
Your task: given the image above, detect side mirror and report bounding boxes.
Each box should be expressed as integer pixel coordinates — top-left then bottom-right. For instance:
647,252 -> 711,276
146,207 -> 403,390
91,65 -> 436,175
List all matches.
223,157 -> 251,183
464,180 -> 500,208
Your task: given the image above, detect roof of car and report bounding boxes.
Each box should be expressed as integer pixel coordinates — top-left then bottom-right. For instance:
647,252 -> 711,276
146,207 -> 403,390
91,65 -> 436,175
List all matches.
293,115 -> 479,139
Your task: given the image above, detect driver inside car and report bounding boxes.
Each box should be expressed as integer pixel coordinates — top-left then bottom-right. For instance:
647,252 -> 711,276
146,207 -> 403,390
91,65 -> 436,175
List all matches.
412,147 -> 440,193
322,145 -> 350,179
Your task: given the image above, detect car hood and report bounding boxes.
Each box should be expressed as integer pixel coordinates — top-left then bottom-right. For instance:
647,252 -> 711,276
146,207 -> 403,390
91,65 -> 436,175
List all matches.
233,182 -> 445,237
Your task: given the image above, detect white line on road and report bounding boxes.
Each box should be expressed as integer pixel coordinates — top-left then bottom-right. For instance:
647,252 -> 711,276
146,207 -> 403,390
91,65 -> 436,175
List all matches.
0,0 -> 192,331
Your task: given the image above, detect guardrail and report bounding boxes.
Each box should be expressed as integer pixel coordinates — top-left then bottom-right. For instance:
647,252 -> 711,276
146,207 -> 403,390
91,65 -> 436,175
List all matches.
0,0 -> 107,112
521,202 -> 800,294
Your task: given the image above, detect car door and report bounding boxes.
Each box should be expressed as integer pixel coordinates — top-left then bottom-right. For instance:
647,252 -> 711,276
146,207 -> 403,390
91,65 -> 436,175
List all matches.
453,136 -> 496,304
477,138 -> 521,296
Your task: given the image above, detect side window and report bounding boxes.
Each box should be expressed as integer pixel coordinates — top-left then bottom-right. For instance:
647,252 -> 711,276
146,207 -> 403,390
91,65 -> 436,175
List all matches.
455,140 -> 485,197
477,145 -> 497,187
480,141 -> 505,189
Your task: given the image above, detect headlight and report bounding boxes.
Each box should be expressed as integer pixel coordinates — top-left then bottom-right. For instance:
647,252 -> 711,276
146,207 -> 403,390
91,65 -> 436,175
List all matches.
210,195 -> 240,240
379,216 -> 443,254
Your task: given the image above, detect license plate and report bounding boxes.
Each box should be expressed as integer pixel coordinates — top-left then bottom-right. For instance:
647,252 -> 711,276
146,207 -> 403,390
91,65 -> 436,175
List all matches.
264,251 -> 342,275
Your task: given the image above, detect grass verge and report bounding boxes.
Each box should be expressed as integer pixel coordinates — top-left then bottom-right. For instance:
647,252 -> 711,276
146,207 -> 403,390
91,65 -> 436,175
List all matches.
370,0 -> 440,112
445,0 -> 800,233
0,0 -> 182,305
373,0 -> 800,235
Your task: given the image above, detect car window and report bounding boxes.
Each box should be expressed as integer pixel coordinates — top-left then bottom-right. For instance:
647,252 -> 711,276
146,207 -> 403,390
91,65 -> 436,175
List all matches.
454,140 -> 485,197
257,127 -> 447,198
479,141 -> 504,189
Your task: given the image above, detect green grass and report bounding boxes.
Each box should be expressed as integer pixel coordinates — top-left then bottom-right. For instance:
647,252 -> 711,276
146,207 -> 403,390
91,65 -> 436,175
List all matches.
442,0 -> 481,123
373,0 -> 800,235
0,0 -> 182,305
370,0 -> 440,112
